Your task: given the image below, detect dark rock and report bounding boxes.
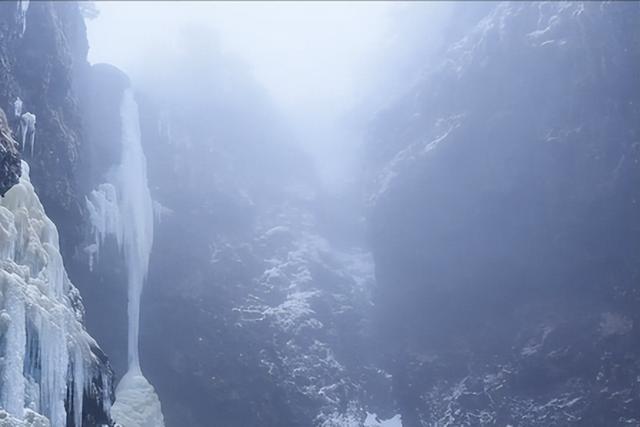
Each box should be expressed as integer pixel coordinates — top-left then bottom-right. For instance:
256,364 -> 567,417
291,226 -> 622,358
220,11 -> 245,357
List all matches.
0,2 -> 115,426
366,2 -> 640,425
0,107 -> 21,196
0,0 -> 91,258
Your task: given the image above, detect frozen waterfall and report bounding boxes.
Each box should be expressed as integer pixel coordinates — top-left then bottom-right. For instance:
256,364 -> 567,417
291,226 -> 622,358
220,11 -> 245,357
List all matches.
87,88 -> 164,427
116,89 -> 154,372
0,161 -> 111,427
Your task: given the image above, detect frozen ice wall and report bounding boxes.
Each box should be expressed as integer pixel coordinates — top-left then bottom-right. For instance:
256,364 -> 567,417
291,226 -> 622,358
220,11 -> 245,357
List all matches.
0,162 -> 111,427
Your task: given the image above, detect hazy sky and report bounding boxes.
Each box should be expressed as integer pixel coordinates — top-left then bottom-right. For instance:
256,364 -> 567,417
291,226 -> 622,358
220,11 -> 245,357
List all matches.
86,2 -> 452,190
87,1 -> 392,116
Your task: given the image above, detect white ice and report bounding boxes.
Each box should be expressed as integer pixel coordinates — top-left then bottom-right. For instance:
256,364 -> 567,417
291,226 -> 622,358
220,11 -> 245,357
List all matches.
16,1 -> 30,37
110,369 -> 164,427
19,113 -> 35,156
85,183 -> 121,271
101,89 -> 164,427
13,98 -> 23,119
0,161 -> 107,426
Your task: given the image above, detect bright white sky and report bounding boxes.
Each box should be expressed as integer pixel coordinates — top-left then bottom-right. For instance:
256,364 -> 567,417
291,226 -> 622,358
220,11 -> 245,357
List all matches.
87,1 -> 403,189
87,1 -> 393,116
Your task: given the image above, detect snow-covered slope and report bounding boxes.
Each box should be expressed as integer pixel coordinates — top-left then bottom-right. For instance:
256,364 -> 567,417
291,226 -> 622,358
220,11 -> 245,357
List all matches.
0,161 -> 112,426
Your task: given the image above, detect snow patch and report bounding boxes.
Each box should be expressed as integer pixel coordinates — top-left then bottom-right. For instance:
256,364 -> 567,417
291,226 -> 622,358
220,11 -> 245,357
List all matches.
364,413 -> 403,427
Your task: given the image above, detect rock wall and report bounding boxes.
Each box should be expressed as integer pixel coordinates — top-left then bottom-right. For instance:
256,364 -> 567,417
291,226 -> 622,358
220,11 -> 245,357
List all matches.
0,2 -> 116,425
366,2 -> 640,425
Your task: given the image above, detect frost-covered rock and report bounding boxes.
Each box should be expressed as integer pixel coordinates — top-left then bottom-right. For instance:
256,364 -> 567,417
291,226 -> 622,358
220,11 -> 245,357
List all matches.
0,161 -> 112,426
0,108 -> 21,198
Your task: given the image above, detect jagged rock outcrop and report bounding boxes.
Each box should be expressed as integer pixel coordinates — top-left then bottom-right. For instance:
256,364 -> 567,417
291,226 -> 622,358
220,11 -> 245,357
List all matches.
366,2 -> 640,426
0,108 -> 21,197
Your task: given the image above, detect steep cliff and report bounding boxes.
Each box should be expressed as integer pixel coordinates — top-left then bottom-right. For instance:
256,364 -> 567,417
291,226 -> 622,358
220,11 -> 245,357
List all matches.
0,2 -> 115,426
367,2 -> 640,425
0,1 -> 92,258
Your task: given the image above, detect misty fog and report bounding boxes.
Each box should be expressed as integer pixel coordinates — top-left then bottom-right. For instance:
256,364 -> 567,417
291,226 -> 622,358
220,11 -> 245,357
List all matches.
86,1 -> 450,190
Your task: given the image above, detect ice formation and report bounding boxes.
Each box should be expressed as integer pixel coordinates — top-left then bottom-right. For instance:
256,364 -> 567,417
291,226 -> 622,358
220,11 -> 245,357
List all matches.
19,113 -> 36,157
151,200 -> 173,225
110,370 -> 164,427
0,161 -> 111,426
87,89 -> 164,426
16,1 -> 30,37
85,183 -> 121,271
13,98 -> 23,119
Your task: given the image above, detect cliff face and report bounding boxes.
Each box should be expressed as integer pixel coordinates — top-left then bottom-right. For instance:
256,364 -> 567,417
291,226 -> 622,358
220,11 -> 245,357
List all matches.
0,108 -> 21,197
0,1 -> 90,258
0,2 -> 114,426
366,2 -> 640,425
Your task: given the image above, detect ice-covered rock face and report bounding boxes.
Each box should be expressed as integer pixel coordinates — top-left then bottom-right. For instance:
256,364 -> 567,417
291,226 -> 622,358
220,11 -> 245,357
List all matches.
0,161 -> 112,427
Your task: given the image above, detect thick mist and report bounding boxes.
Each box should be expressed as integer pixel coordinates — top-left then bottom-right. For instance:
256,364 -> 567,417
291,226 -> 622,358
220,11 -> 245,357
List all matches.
86,1 -> 452,191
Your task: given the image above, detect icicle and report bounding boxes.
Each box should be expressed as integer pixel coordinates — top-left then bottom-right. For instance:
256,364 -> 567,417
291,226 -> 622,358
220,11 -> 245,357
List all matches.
16,0 -> 30,37
19,112 -> 36,156
152,200 -> 173,225
14,97 -> 23,118
85,183 -> 122,270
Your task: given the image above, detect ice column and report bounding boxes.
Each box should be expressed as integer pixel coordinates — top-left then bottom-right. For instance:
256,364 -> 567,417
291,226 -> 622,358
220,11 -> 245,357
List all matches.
110,89 -> 164,427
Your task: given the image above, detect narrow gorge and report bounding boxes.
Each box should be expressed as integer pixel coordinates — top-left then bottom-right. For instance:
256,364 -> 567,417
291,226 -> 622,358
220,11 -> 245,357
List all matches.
1,2 -> 639,427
